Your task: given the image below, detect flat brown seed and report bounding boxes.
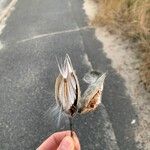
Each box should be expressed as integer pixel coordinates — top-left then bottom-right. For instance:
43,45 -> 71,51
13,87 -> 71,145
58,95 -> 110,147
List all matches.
81,90 -> 101,114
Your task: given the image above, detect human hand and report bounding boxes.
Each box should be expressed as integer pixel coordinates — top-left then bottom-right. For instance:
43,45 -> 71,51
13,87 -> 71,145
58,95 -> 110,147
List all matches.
37,130 -> 80,150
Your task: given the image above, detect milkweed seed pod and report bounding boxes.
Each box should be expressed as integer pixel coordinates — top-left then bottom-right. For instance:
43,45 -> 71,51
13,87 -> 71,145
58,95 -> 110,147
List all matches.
78,71 -> 106,114
55,54 -> 80,117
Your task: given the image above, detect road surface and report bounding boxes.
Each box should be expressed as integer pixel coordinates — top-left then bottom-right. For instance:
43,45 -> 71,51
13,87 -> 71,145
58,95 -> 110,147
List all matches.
0,0 -> 137,149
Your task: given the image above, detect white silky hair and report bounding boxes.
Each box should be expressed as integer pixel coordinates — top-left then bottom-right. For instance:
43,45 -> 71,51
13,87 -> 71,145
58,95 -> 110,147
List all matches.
56,54 -> 73,79
83,71 -> 102,84
51,105 -> 68,127
44,104 -> 69,128
83,70 -> 107,85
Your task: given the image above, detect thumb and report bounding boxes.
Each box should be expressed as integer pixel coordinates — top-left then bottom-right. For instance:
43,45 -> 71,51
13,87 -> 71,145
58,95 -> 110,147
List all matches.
57,136 -> 74,150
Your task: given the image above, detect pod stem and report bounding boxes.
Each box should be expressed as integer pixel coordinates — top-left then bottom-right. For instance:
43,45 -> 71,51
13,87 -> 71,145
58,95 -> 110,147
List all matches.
69,117 -> 73,137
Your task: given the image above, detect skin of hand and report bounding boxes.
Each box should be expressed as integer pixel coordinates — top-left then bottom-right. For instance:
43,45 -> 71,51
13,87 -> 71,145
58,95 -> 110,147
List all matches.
37,131 -> 81,150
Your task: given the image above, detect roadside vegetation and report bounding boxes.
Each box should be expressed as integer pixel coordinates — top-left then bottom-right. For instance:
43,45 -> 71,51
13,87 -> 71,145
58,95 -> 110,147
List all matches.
85,0 -> 150,92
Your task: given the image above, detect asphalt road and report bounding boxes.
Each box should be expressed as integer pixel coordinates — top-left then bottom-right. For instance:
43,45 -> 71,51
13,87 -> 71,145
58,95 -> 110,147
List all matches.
0,0 -> 137,150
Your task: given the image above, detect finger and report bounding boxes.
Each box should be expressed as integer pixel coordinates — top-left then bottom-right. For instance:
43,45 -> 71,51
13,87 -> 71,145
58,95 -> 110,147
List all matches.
57,136 -> 74,150
72,132 -> 81,150
37,131 -> 72,150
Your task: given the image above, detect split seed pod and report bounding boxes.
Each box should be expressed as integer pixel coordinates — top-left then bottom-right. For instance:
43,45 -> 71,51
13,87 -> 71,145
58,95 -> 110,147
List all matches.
55,54 -> 80,117
55,54 -> 106,117
78,71 -> 106,114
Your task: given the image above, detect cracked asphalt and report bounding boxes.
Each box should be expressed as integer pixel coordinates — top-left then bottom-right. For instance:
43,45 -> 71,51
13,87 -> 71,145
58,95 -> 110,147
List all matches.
0,0 -> 137,149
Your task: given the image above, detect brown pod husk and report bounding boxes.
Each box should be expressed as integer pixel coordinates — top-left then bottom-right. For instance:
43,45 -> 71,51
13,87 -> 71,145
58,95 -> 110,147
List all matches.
55,54 -> 80,117
78,72 -> 106,114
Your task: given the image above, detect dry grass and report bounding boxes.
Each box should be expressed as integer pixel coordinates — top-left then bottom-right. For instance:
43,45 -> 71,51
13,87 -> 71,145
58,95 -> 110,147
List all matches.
85,0 -> 150,92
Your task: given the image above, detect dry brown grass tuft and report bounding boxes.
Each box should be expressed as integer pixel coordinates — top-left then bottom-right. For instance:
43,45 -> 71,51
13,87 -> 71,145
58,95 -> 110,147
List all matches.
85,0 -> 150,91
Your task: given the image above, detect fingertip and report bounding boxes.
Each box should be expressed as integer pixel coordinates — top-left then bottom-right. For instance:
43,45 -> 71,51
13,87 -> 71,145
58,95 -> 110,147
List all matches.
57,136 -> 74,150
72,132 -> 81,150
